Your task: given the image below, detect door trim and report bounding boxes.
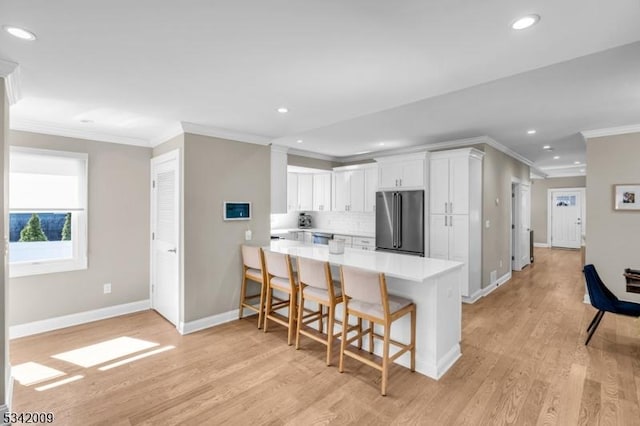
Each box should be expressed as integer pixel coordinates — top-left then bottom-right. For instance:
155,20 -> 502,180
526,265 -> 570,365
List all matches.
150,148 -> 182,328
547,187 -> 586,248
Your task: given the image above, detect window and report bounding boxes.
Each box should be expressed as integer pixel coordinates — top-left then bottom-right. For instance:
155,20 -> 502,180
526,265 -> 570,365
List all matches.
9,147 -> 88,277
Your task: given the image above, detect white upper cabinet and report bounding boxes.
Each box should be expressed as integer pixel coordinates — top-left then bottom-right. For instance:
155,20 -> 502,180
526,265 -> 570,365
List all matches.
332,168 -> 365,212
287,172 -> 298,212
364,165 -> 378,212
430,152 -> 473,215
375,153 -> 427,190
297,173 -> 313,211
312,173 -> 331,211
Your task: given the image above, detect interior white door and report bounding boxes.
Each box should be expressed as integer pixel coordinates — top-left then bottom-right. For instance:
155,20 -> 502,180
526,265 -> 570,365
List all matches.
151,150 -> 180,326
551,190 -> 582,249
519,185 -> 531,267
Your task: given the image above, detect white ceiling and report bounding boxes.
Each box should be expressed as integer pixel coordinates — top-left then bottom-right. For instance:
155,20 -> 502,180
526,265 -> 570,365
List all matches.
1,0 -> 640,176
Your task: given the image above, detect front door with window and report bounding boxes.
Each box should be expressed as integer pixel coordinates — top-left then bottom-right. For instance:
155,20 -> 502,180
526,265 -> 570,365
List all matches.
551,190 -> 582,249
150,150 -> 180,326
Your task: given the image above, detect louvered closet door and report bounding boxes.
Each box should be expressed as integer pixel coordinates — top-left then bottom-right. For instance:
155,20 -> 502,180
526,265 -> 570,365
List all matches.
151,150 -> 180,326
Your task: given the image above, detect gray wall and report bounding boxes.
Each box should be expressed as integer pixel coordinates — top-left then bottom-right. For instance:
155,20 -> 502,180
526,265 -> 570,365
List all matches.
9,131 -> 152,324
586,132 -> 640,303
288,154 -> 340,170
481,144 -> 530,287
183,133 -> 270,322
531,176 -> 586,244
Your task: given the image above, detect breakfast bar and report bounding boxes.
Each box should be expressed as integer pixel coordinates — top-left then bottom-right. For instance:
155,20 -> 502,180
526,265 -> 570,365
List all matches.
268,240 -> 464,380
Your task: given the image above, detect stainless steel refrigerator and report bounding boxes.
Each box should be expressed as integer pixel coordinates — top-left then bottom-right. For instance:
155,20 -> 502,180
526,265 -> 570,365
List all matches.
375,190 -> 424,256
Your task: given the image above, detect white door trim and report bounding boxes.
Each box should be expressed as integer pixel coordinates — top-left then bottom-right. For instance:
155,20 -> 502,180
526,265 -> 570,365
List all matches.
150,149 -> 182,328
547,187 -> 586,248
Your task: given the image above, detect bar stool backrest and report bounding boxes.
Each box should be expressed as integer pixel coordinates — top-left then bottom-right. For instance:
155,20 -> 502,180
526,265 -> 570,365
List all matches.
242,245 -> 263,270
298,257 -> 330,289
264,251 -> 292,279
341,266 -> 384,306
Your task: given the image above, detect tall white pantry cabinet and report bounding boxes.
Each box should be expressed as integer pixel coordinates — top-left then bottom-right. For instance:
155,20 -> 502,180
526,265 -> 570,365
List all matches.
429,148 -> 483,301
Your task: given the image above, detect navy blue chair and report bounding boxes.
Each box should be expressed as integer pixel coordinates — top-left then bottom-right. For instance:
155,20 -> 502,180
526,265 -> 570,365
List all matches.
583,264 -> 640,345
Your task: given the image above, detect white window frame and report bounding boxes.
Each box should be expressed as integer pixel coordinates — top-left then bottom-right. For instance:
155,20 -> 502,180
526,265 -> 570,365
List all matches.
9,147 -> 88,278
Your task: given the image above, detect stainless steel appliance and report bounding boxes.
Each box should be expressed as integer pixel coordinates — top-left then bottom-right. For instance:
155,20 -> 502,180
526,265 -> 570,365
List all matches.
376,190 -> 424,256
312,232 -> 333,245
298,212 -> 312,228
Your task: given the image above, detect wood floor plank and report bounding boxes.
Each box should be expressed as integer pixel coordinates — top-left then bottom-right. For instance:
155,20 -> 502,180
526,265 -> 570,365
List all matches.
9,248 -> 640,425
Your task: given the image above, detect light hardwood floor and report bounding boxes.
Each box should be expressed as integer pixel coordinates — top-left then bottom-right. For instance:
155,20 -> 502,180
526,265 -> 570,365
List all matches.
10,248 -> 640,425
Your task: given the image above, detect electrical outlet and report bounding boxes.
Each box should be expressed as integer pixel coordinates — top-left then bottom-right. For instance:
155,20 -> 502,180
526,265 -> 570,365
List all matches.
103,283 -> 111,294
245,230 -> 252,241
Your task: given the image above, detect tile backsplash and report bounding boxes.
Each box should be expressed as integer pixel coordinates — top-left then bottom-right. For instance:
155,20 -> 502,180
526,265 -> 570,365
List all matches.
271,210 -> 375,235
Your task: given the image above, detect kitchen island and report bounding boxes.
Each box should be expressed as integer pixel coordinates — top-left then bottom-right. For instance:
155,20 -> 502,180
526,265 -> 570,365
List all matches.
268,240 -> 464,380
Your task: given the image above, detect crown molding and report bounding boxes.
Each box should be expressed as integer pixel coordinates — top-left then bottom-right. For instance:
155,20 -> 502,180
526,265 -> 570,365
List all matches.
287,147 -> 339,162
11,118 -> 151,147
270,144 -> 289,154
0,59 -> 22,105
181,121 -> 272,145
580,124 -> 640,140
338,135 -> 535,168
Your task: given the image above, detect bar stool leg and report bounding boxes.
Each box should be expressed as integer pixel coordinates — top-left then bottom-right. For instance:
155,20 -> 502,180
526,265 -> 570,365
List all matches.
381,322 -> 391,396
326,304 -> 335,366
295,290 -> 305,349
263,285 -> 272,333
257,279 -> 266,329
287,291 -> 296,346
339,305 -> 348,373
368,320 -> 374,354
238,273 -> 247,320
357,317 -> 363,350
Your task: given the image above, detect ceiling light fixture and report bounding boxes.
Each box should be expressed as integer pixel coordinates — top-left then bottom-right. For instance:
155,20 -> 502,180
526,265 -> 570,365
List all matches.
378,142 -> 385,146
542,145 -> 552,150
511,14 -> 540,30
527,129 -> 536,135
296,139 -> 303,144
277,107 -> 288,114
3,25 -> 37,41
553,156 -> 560,160
574,161 -> 581,165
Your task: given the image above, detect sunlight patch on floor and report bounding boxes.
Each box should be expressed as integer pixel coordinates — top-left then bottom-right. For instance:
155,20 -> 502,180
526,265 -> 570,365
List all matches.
12,362 -> 66,386
52,336 -> 159,368
35,375 -> 84,391
98,345 -> 176,371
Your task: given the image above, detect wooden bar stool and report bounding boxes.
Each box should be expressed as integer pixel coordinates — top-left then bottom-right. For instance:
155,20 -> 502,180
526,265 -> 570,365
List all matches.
264,251 -> 298,345
338,265 -> 416,396
295,257 -> 343,366
238,245 -> 268,328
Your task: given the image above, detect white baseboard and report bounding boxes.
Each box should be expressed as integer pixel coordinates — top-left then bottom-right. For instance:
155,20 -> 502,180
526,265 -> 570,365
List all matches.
5,365 -> 12,413
533,242 -> 549,248
1,404 -> 9,426
178,308 -> 240,335
482,271 -> 512,298
10,300 -> 151,339
462,288 -> 483,304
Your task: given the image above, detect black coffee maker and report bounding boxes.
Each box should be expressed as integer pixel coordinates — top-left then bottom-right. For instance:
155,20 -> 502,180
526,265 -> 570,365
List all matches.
298,212 -> 312,228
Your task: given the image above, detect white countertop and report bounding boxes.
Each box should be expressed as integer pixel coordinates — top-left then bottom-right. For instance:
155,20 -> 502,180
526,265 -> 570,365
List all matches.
271,228 -> 375,238
267,240 -> 462,282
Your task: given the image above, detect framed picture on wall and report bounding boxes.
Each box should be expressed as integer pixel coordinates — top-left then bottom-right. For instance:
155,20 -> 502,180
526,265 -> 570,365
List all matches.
614,184 -> 640,210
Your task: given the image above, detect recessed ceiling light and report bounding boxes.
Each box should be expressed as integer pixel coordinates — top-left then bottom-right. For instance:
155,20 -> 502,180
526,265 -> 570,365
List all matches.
511,14 -> 540,30
542,145 -> 552,150
277,107 -> 288,114
378,142 -> 385,146
3,25 -> 37,41
527,129 -> 536,135
574,161 -> 581,165
553,156 -> 560,160
296,139 -> 303,144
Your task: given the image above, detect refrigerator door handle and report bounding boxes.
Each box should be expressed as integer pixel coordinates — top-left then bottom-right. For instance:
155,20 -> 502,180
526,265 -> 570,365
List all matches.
392,192 -> 397,248
397,193 -> 402,247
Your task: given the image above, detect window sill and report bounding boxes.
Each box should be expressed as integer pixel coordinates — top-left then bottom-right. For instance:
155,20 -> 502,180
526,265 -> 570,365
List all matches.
10,258 -> 88,278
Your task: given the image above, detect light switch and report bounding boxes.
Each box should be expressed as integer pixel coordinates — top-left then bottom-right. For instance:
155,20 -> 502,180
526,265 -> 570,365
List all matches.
485,220 -> 490,229
245,230 -> 252,241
